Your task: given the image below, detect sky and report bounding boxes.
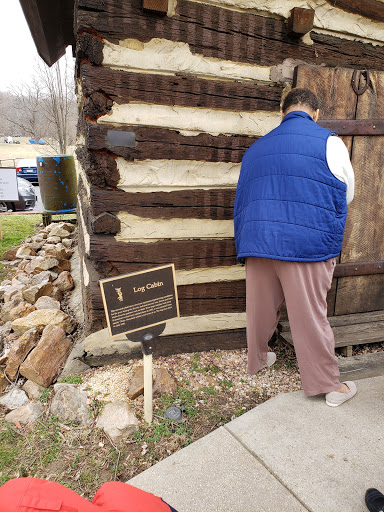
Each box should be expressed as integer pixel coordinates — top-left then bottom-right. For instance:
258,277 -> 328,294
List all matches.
0,1 -> 73,92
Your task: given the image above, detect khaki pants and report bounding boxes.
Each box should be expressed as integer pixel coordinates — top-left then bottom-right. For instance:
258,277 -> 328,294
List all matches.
245,257 -> 341,396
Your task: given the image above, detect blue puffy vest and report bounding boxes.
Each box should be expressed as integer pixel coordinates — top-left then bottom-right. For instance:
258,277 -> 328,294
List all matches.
234,111 -> 347,263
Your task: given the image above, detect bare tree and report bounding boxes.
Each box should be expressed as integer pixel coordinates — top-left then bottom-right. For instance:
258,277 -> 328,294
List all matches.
3,52 -> 77,153
6,78 -> 46,141
36,53 -> 77,154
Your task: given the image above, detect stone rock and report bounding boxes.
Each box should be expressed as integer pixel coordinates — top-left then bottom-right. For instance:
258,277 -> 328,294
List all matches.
50,383 -> 90,425
60,341 -> 90,378
12,309 -> 76,335
12,274 -> 30,286
153,368 -> 178,397
49,224 -> 74,238
0,297 -> 24,322
26,240 -> 46,251
16,245 -> 36,258
18,260 -> 32,273
0,374 -> 8,394
53,259 -> 72,274
0,322 -> 12,345
126,367 -> 177,399
0,388 -> 29,410
3,283 -> 26,302
96,401 -> 138,443
46,236 -> 61,244
44,244 -> 69,260
30,256 -> 59,274
2,246 -> 21,261
5,401 -> 45,425
19,325 -> 73,387
30,270 -> 56,286
127,367 -> 145,400
53,271 -> 74,292
6,332 -> 20,345
22,281 -> 53,304
62,238 -> 73,248
8,302 -> 36,322
50,287 -> 64,302
22,380 -> 47,400
32,233 -> 47,242
34,296 -> 60,310
83,329 -> 141,367
5,328 -> 40,381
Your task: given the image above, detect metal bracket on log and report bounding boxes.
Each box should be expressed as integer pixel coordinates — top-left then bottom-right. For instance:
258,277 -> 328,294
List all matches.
287,8 -> 315,38
334,261 -> 384,278
142,0 -> 168,14
318,120 -> 384,136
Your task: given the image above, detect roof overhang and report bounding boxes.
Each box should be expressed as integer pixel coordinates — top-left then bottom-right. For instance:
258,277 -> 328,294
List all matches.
19,0 -> 75,67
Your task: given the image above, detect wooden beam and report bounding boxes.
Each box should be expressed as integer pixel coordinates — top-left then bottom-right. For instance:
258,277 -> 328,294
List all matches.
80,65 -> 283,116
142,0 -> 168,14
324,0 -> 384,23
89,236 -> 238,271
334,261 -> 384,278
84,123 -> 255,163
319,119 -> 384,136
90,186 -> 236,220
76,0 -> 384,71
287,8 -> 314,38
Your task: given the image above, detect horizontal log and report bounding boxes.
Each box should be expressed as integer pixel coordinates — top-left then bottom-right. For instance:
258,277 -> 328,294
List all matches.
85,123 -> 254,163
80,65 -> 282,116
90,236 -> 238,271
325,0 -> 384,23
319,119 -> 384,136
89,280 -> 246,317
90,186 -> 236,219
334,261 -> 384,278
76,0 -> 384,71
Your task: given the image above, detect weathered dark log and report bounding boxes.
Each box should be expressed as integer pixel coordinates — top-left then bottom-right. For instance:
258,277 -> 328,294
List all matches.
80,65 -> 283,113
76,0 -> 384,71
76,32 -> 103,66
90,236 -> 238,271
83,91 -> 113,120
91,212 -> 121,234
76,147 -> 119,187
154,328 -> 247,357
287,8 -> 314,38
90,280 -> 246,316
90,186 -> 236,220
325,0 -> 384,23
84,123 -> 255,163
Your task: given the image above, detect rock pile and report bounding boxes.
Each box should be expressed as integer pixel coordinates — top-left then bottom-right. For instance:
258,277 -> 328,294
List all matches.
0,221 -> 79,394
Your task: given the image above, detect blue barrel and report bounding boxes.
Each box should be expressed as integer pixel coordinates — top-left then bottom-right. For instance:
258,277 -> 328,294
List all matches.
37,155 -> 77,213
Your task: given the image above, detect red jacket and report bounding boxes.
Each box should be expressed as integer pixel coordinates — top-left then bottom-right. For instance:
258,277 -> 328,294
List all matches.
0,478 -> 176,512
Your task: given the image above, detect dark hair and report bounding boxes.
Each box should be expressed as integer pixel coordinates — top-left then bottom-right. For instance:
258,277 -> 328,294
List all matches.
282,88 -> 320,113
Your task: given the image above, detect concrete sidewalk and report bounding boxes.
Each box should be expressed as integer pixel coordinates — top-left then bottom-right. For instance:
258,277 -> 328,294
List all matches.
128,376 -> 384,512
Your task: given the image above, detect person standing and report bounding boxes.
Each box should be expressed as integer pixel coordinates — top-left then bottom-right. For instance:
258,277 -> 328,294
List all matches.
234,88 -> 356,406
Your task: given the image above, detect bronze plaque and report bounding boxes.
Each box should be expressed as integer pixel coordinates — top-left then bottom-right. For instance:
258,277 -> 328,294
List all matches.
100,264 -> 179,337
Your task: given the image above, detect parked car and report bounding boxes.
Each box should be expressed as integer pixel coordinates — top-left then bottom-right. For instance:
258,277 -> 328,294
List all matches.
16,158 -> 38,183
0,177 -> 37,212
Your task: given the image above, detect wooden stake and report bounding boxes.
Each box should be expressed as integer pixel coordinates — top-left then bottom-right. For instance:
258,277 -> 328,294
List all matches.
143,353 -> 153,424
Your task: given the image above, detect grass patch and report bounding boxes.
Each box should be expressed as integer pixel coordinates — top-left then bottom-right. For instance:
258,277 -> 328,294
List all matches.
0,214 -> 41,258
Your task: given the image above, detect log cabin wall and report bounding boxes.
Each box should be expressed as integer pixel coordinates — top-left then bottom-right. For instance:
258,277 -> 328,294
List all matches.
74,0 -> 384,346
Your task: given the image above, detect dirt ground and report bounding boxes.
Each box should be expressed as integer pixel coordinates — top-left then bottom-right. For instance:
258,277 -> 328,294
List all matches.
0,341 -> 302,499
0,139 -> 75,166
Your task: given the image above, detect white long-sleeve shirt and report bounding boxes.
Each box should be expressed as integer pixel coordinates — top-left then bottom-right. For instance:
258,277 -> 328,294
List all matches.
326,135 -> 355,205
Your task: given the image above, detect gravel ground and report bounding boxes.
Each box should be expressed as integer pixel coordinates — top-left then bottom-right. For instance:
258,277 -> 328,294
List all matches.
80,343 -> 303,406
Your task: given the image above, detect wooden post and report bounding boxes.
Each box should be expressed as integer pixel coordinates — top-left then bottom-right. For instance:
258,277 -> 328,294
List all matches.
143,353 -> 153,424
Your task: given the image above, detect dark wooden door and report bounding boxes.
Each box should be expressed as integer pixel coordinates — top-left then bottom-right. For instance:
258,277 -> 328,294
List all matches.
294,65 -> 384,316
